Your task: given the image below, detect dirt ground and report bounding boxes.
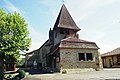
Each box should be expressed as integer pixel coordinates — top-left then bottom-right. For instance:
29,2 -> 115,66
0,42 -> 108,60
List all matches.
23,68 -> 120,80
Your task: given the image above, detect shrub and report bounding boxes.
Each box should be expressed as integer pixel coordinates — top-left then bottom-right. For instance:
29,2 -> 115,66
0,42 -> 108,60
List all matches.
13,70 -> 26,80
4,74 -> 12,80
18,70 -> 26,79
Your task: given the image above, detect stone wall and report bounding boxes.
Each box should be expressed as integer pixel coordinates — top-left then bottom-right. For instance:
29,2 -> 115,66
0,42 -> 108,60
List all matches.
61,61 -> 96,69
26,40 -> 50,68
54,28 -> 66,46
60,48 -> 99,70
38,40 -> 50,67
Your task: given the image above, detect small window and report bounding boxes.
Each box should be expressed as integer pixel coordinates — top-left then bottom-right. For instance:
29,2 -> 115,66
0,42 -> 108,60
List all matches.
86,53 -> 93,61
60,28 -> 64,34
55,32 -> 57,38
79,53 -> 85,61
67,29 -> 69,34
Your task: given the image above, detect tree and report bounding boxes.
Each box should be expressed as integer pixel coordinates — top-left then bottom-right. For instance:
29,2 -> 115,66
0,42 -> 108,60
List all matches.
0,9 -> 31,65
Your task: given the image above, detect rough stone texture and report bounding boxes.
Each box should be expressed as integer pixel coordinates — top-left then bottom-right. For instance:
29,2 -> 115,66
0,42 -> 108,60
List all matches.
25,4 -> 101,73
61,62 -> 96,69
59,48 -> 99,72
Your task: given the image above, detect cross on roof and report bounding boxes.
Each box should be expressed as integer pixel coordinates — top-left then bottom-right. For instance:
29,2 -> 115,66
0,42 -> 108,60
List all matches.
62,0 -> 64,3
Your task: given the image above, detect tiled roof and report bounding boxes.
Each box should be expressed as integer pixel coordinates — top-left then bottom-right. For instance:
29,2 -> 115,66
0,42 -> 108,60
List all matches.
53,4 -> 80,31
60,37 -> 99,49
101,47 -> 120,57
61,37 -> 94,43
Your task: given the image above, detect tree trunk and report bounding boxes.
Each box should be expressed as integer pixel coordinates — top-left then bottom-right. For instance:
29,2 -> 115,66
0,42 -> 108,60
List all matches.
6,63 -> 16,71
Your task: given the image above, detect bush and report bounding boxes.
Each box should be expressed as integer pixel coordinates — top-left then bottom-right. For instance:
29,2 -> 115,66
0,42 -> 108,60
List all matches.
18,70 -> 26,79
4,74 -> 12,80
13,70 -> 25,80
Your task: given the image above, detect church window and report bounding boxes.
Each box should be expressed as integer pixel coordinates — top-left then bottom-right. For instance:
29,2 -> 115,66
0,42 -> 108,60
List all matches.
60,28 -> 64,34
78,53 -> 85,61
67,29 -> 69,34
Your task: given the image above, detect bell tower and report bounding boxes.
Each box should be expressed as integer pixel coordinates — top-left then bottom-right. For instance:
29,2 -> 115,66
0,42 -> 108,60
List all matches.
52,4 -> 81,45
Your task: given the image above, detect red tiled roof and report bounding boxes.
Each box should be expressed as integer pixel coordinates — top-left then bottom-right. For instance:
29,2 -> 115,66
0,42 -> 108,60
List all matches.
101,47 -> 120,57
60,37 -> 99,49
61,37 -> 94,43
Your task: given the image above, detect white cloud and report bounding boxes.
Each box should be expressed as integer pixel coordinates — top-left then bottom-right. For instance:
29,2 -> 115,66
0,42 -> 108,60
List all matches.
3,0 -> 22,14
91,31 -> 105,41
98,43 -> 120,54
2,0 -> 48,53
2,0 -> 47,52
65,0 -> 118,22
28,25 -> 48,52
112,16 -> 120,24
65,0 -> 120,54
80,30 -> 105,41
2,0 -> 120,54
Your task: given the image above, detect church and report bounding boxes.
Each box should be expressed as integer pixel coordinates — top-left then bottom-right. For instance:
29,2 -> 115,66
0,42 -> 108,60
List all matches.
25,4 -> 102,73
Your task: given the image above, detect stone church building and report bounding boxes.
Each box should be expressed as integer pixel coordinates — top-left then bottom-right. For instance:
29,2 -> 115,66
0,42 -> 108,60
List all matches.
25,4 -> 102,73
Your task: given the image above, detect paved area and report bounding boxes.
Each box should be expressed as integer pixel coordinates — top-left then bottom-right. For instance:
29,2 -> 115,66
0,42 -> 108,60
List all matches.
23,68 -> 120,80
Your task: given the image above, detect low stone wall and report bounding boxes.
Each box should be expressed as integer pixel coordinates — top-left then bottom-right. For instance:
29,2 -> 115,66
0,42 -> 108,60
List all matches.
61,68 -> 96,74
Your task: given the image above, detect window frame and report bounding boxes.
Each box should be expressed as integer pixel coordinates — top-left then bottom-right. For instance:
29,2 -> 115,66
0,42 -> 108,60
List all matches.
78,53 -> 93,61
78,53 -> 85,61
86,53 -> 93,61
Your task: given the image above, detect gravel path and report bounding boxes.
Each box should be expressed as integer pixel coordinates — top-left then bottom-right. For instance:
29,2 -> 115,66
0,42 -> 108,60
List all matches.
23,68 -> 120,80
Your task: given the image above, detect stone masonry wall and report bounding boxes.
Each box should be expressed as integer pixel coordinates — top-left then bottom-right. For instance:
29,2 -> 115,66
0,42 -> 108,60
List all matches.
60,48 -> 99,70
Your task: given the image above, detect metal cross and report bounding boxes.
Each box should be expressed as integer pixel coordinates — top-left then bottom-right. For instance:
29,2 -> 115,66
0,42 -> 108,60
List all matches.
62,0 -> 64,3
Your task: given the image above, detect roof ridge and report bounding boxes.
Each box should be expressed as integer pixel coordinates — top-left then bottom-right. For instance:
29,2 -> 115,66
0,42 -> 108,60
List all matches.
102,47 -> 120,57
61,37 -> 95,43
53,4 -> 80,31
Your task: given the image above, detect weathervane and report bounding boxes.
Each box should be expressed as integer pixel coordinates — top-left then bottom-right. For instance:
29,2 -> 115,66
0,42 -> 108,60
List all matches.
62,0 -> 64,3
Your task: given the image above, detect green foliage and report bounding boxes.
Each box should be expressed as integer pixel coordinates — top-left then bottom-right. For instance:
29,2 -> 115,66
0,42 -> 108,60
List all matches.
0,8 -> 31,64
16,58 -> 25,67
18,70 -> 26,78
3,74 -> 12,80
13,70 -> 26,80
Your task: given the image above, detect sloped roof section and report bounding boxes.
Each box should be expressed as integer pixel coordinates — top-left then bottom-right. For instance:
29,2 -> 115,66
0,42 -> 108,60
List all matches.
53,4 -> 80,31
61,37 -> 94,43
101,47 -> 120,57
59,37 -> 99,49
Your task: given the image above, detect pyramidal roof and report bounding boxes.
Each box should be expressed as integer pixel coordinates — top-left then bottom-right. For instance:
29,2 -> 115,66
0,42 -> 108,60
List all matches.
53,4 -> 80,31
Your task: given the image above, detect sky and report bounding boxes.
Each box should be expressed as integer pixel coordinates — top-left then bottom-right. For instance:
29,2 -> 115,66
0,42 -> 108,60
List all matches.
0,0 -> 120,54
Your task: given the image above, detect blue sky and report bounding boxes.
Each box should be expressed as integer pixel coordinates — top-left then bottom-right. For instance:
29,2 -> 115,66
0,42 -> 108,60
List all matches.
0,0 -> 120,54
